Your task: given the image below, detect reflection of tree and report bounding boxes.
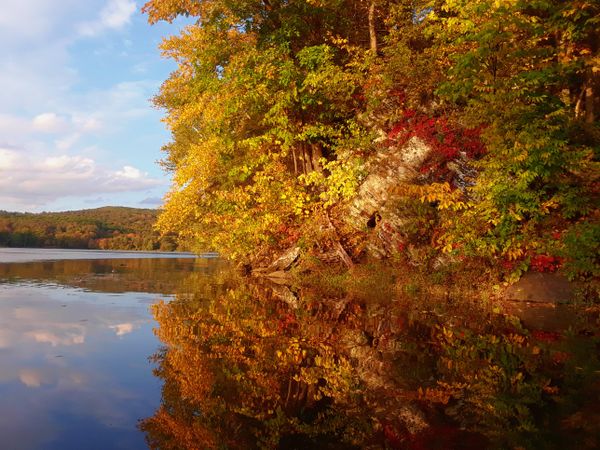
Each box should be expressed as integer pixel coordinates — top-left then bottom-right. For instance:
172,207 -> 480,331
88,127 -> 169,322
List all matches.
0,258 -> 226,295
141,275 -> 370,449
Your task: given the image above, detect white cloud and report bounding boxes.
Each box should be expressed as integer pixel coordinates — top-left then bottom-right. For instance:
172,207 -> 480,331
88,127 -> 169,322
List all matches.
33,113 -> 69,133
0,2 -> 78,112
0,148 -> 21,170
0,114 -> 31,137
28,330 -> 86,347
78,0 -> 137,37
0,113 -> 103,145
0,329 -> 15,349
0,0 -> 174,212
140,196 -> 162,206
0,146 -> 163,210
19,369 -> 46,388
72,116 -> 103,132
115,165 -> 143,179
55,134 -> 81,151
0,0 -> 82,45
101,0 -> 137,28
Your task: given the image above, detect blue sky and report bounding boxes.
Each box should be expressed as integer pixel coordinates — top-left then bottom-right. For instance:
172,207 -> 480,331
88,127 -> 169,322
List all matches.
0,0 -> 187,212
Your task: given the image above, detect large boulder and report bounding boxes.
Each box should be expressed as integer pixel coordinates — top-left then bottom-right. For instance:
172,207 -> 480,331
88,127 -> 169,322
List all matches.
346,136 -> 433,258
503,272 -> 577,331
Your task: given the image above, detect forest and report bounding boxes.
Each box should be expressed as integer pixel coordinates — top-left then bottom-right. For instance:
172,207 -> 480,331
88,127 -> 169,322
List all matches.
136,1 -> 599,448
145,0 -> 599,281
0,207 -> 180,251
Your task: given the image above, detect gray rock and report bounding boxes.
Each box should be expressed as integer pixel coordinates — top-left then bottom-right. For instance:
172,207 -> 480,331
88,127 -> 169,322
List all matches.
345,136 -> 433,258
447,151 -> 478,191
270,284 -> 299,309
268,247 -> 301,272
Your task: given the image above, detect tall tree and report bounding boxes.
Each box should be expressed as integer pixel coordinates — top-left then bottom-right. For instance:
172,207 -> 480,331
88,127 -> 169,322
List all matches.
145,0 -> 381,261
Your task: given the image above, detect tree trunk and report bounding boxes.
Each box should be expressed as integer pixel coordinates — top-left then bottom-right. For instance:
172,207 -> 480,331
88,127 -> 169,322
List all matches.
291,147 -> 298,175
584,66 -> 597,123
310,143 -> 323,173
302,143 -> 313,174
577,66 -> 599,123
368,1 -> 377,54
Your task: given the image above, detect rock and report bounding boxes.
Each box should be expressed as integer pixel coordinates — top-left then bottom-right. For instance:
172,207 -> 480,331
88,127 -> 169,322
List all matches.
270,284 -> 299,309
401,136 -> 432,167
447,151 -> 478,191
348,136 -> 432,224
503,272 -> 577,332
345,136 -> 433,258
268,247 -> 301,272
505,272 -> 574,303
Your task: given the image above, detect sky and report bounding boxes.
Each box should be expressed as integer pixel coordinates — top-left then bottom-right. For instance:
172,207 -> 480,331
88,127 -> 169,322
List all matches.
0,0 -> 188,213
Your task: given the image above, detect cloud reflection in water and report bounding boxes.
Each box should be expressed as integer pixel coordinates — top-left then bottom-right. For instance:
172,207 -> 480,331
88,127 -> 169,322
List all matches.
0,280 -> 163,450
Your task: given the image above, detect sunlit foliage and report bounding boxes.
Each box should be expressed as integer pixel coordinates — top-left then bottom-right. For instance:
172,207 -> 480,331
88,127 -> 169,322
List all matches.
144,0 -> 385,261
146,0 -> 598,278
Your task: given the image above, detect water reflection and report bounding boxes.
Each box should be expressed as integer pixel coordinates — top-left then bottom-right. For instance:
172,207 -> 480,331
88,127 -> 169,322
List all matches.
0,248 -> 202,264
141,277 -> 387,449
2,254 -> 592,448
0,257 -> 226,450
141,271 -> 511,449
0,257 -> 225,294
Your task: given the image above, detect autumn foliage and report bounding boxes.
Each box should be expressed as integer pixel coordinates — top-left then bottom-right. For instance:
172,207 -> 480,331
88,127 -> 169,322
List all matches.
142,0 -> 598,280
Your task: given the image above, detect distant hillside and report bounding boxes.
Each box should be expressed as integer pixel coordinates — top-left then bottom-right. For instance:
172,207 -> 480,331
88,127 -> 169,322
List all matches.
0,206 -> 182,251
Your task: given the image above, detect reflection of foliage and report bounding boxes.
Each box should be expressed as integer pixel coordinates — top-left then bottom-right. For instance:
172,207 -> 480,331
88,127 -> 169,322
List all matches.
0,258 -> 224,295
141,262 -> 600,449
141,276 -> 374,449
427,324 -> 600,449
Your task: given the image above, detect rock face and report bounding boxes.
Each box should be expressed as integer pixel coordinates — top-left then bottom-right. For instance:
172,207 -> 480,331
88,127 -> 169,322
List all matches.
268,246 -> 301,272
503,272 -> 576,332
346,136 -> 433,258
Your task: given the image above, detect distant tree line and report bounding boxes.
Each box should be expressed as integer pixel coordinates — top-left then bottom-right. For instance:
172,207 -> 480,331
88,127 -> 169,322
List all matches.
0,206 -> 182,251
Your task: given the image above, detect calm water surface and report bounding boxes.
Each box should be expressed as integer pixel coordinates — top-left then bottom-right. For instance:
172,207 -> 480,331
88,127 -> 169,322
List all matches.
0,247 -> 210,263
0,249 -> 224,450
2,249 -> 472,449
1,251 -> 591,448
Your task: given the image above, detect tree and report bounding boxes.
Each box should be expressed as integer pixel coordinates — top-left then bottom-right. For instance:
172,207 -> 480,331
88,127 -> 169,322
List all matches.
144,0 -> 383,262
427,0 -> 599,272
146,0 -> 599,278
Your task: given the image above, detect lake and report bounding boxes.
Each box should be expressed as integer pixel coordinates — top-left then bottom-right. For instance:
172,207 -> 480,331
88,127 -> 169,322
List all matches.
0,248 -> 462,449
0,248 -> 390,449
0,248 -> 224,450
5,248 -> 584,449
0,247 -> 215,264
